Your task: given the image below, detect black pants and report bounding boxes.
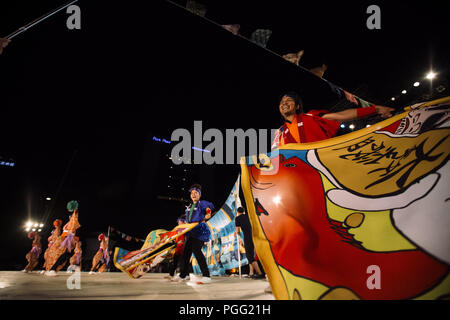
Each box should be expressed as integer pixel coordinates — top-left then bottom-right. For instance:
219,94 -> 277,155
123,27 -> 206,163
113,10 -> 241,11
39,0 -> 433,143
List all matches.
180,237 -> 209,278
169,253 -> 183,277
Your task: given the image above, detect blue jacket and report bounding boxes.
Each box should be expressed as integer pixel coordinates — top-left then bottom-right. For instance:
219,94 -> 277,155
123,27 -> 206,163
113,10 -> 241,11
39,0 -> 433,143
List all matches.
185,200 -> 214,242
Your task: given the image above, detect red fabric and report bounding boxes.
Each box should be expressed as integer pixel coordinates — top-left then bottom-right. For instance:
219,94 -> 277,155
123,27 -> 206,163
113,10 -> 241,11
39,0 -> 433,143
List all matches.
356,105 -> 376,118
274,110 -> 341,148
175,235 -> 185,255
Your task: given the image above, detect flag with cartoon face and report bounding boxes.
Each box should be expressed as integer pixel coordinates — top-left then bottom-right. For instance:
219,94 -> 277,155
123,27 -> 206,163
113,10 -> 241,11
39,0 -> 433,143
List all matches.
241,98 -> 450,300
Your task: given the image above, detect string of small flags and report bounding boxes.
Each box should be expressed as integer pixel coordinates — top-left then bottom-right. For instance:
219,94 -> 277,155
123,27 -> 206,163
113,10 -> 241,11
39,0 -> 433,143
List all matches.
109,226 -> 145,243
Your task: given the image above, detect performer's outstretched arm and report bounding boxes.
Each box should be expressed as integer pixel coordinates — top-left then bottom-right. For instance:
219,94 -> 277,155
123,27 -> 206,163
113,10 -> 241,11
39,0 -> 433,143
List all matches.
322,105 -> 394,121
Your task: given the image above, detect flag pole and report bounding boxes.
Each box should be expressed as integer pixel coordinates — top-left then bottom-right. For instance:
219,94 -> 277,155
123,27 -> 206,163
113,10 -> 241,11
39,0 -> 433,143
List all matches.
5,0 -> 79,40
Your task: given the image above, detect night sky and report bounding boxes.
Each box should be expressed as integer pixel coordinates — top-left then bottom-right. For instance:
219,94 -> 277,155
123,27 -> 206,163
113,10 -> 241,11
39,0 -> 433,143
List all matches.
0,0 -> 448,269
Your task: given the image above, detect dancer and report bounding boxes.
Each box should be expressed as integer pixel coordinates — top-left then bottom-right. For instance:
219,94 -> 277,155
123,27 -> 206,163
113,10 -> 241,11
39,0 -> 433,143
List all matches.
67,237 -> 82,273
45,200 -> 81,276
235,207 -> 264,279
90,233 -> 109,274
168,215 -> 187,280
272,91 -> 394,148
40,219 -> 62,273
177,184 -> 214,284
23,231 -> 42,273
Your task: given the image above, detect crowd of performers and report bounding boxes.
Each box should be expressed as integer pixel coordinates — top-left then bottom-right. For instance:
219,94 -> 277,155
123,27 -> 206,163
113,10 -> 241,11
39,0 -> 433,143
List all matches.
22,200 -> 110,276
24,185 -> 265,283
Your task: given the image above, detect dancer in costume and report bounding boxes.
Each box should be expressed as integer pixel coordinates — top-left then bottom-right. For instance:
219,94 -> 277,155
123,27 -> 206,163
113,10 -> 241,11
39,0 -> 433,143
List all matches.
272,91 -> 394,148
90,233 -> 110,274
67,237 -> 82,273
235,207 -> 264,279
177,184 -> 214,284
168,215 -> 187,280
45,200 -> 81,276
40,219 -> 62,273
23,231 -> 42,273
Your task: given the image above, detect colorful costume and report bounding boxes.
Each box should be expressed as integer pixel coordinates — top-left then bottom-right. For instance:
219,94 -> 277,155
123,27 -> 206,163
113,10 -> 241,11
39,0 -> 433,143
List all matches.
42,219 -> 62,271
68,237 -> 82,272
272,110 -> 341,148
272,106 -> 378,148
45,201 -> 81,272
179,199 -> 214,279
90,234 -> 109,273
24,232 -> 41,272
168,217 -> 187,278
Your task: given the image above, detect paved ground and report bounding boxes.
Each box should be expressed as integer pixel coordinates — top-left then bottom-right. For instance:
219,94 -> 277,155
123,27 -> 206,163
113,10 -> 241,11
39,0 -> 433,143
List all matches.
0,271 -> 274,300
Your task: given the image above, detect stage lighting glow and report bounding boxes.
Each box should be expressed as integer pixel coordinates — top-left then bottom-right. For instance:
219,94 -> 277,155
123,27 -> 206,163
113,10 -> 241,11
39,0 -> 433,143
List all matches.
340,124 -> 346,129
349,124 -> 355,130
426,71 -> 436,80
45,197 -> 51,201
402,90 -> 407,94
391,97 -> 395,101
26,221 -> 33,228
39,223 -> 44,228
414,82 -> 420,87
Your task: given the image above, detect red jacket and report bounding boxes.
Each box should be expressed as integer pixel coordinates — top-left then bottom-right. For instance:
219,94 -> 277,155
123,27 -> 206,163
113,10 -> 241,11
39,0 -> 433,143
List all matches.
272,110 -> 341,148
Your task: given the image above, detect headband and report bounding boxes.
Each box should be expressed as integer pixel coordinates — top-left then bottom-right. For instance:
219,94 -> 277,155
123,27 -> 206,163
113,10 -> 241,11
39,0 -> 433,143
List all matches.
189,187 -> 201,196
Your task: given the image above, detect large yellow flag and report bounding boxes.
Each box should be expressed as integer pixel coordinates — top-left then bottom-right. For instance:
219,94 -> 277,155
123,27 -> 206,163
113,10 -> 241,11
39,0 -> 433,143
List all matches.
241,98 -> 450,299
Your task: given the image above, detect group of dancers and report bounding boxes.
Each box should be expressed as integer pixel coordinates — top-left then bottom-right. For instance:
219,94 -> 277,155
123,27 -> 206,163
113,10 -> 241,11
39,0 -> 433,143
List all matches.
23,200 -> 110,276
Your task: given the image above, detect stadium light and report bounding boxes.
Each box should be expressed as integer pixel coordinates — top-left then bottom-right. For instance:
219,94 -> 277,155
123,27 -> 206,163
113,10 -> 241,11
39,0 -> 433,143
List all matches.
426,71 -> 436,80
391,97 -> 396,101
401,90 -> 407,94
414,82 -> 420,87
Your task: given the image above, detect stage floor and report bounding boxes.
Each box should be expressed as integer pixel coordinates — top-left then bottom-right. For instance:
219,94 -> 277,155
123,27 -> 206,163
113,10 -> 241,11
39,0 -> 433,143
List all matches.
0,271 -> 274,300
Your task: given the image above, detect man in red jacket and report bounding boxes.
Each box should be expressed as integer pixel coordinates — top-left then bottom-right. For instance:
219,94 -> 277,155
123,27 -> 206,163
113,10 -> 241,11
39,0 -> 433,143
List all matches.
272,92 -> 395,148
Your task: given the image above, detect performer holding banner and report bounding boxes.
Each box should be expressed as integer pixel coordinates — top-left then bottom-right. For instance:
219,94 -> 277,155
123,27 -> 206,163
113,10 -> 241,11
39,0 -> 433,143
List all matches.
168,216 -> 187,280
272,91 -> 394,148
178,184 -> 214,284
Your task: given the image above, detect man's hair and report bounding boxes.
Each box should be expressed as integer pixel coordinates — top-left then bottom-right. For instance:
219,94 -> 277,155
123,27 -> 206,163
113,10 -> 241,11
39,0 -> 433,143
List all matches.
280,91 -> 304,114
189,183 -> 202,191
237,207 -> 245,213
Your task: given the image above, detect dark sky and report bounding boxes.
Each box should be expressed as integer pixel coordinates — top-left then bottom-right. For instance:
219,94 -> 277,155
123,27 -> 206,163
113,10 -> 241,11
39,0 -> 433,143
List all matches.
0,0 -> 448,267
